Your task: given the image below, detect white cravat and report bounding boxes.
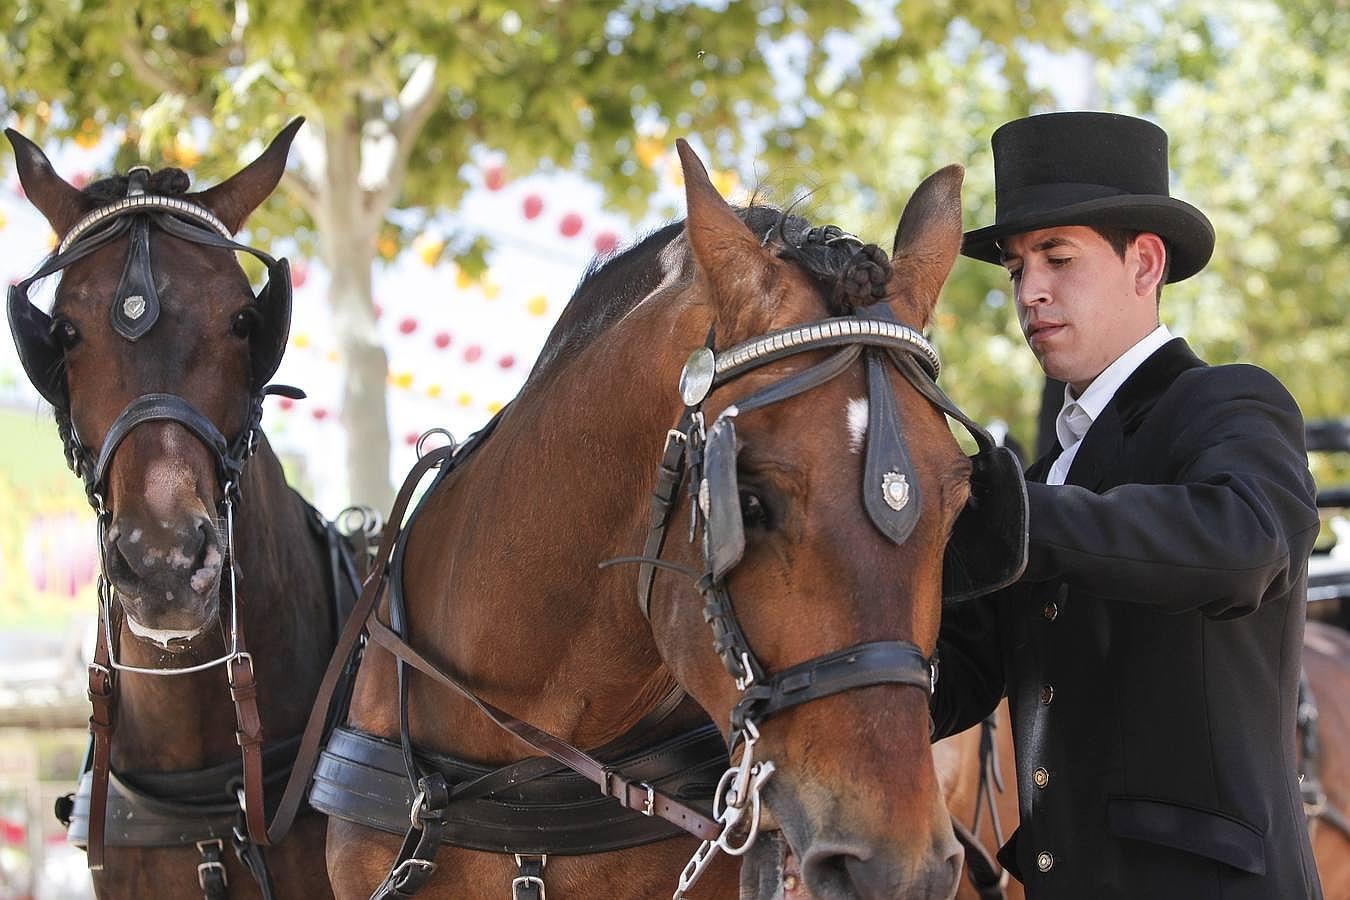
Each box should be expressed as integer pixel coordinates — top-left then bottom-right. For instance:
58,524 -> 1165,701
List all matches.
1046,325 -> 1173,486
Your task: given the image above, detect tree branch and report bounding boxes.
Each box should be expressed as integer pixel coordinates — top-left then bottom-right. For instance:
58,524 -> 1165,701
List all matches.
281,169 -> 320,218
119,36 -> 215,119
367,56 -> 441,218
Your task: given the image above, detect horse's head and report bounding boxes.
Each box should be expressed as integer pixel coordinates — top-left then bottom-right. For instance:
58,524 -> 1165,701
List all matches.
640,143 -> 1026,899
6,121 -> 301,653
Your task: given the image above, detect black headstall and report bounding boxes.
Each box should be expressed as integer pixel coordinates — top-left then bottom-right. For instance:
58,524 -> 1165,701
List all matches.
636,306 -> 1029,736
6,167 -> 300,509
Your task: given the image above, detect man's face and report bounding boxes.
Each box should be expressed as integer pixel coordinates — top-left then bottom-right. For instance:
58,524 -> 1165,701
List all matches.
1000,225 -> 1159,393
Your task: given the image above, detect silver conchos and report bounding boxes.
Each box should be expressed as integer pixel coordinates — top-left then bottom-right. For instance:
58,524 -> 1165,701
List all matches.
679,347 -> 717,407
123,295 -> 147,320
881,472 -> 911,511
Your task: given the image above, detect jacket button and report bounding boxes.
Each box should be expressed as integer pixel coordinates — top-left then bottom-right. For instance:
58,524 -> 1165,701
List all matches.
1040,684 -> 1055,705
1036,851 -> 1054,872
1042,601 -> 1059,621
1033,767 -> 1050,788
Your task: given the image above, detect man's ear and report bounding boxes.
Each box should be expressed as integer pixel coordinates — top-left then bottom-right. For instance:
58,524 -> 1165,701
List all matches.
1132,232 -> 1168,298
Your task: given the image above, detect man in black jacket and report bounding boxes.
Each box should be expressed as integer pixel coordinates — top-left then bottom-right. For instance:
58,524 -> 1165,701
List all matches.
933,111 -> 1323,898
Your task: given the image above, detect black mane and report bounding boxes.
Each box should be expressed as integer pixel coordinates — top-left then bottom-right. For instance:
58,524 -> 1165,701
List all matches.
527,204 -> 887,384
83,167 -> 191,203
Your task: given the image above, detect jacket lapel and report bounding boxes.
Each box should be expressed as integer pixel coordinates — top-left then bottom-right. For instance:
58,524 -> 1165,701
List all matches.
1066,337 -> 1206,490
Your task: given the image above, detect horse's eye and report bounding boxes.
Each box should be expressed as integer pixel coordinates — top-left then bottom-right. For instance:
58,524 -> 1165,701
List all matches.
740,490 -> 771,529
231,308 -> 261,338
51,318 -> 80,350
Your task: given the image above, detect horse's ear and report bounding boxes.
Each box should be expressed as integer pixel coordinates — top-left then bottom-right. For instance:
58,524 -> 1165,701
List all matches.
887,164 -> 964,329
5,128 -> 87,238
190,118 -> 304,234
677,139 -> 773,336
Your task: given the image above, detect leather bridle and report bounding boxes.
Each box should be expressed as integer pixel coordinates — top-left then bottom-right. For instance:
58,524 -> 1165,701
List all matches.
627,304 -> 1025,895
7,168 -> 315,888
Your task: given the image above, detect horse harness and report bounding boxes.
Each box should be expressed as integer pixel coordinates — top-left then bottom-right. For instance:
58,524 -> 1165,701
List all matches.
10,169 -> 364,897
305,296 -> 1027,897
629,304 -> 1028,895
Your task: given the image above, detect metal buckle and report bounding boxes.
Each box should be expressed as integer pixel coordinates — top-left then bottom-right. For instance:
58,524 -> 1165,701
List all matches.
409,788 -> 427,827
511,875 -> 546,899
390,857 -> 436,885
512,854 -> 547,900
195,839 -> 227,890
227,651 -> 253,687
639,782 -> 655,816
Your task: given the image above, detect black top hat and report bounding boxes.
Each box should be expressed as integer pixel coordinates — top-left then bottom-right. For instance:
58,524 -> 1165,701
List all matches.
962,112 -> 1215,282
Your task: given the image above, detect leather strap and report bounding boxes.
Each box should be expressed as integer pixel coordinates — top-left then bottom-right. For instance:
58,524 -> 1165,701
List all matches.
950,816 -> 1008,900
86,607 -> 116,870
731,640 -> 932,732
196,838 -> 229,899
369,774 -> 448,899
260,443 -> 457,846
227,646 -> 269,845
364,619 -> 722,842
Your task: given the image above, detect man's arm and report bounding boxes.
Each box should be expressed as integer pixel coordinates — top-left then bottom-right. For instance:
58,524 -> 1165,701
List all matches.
1022,365 -> 1320,618
931,591 -> 1007,740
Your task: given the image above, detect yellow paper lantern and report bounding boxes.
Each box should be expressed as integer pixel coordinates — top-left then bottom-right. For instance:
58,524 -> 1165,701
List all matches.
74,119 -> 101,149
391,372 -> 414,389
482,281 -> 500,300
527,295 -> 548,317
426,384 -> 443,399
293,332 -> 311,349
414,233 -> 444,267
456,392 -> 473,407
636,137 -> 664,170
712,169 -> 739,198
170,133 -> 201,168
455,268 -> 474,291
486,401 -> 503,414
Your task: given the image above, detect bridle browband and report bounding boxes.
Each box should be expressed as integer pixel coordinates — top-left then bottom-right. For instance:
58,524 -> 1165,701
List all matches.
624,300 -> 1023,896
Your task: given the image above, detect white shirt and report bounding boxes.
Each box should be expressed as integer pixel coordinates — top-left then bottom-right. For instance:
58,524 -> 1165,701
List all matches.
1046,325 -> 1174,486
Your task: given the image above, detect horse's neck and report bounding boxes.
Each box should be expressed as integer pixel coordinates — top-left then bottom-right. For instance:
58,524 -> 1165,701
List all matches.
394,300 -> 703,757
110,437 -> 335,772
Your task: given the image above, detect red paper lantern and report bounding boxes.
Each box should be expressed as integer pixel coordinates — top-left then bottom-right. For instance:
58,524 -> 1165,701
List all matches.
405,432 -> 420,446
434,331 -> 452,349
560,213 -> 584,237
485,165 -> 505,191
464,345 -> 483,364
290,260 -> 309,289
399,317 -> 418,335
594,231 -> 618,254
498,354 -> 516,370
523,195 -> 544,220
312,408 -> 329,422
278,397 -> 295,411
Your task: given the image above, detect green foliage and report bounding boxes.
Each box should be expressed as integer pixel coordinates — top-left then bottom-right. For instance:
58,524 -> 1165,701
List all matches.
3,0 -> 1342,486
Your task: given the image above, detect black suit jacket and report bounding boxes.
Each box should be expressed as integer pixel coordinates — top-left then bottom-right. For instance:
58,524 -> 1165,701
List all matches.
932,338 -> 1323,899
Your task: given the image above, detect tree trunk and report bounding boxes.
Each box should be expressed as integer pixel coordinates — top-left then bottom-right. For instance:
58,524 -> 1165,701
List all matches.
316,112 -> 394,514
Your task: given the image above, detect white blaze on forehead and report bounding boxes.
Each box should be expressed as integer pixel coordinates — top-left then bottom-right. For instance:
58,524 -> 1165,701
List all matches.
846,397 -> 868,454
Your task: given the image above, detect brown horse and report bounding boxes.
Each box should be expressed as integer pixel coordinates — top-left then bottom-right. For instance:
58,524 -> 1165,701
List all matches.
317,142 -> 1026,899
1297,621 -> 1350,898
7,123 -> 350,898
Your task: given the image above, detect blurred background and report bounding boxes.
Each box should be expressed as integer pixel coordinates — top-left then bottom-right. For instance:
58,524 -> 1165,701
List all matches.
1,0 -> 1346,895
